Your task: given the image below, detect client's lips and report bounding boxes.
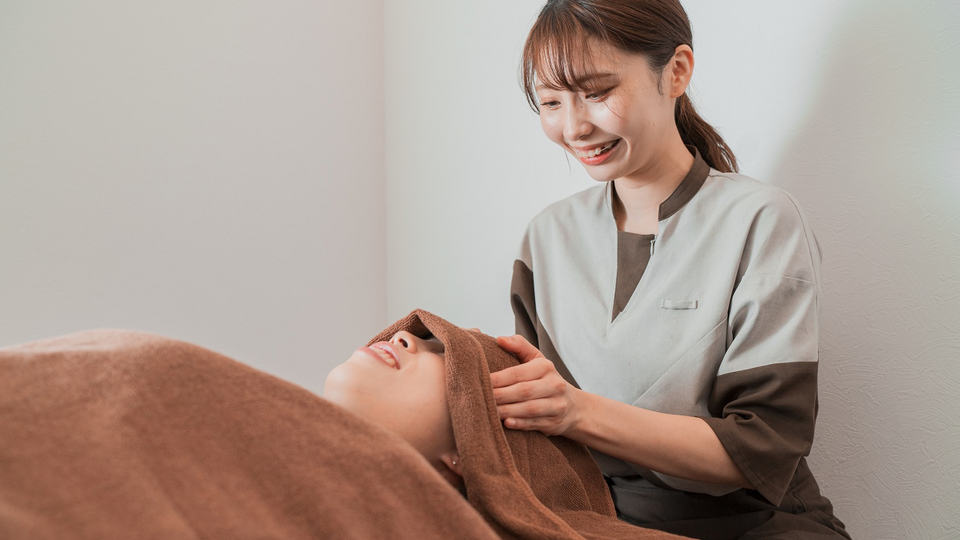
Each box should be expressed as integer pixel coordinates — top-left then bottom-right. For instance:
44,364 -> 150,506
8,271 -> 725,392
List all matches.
366,342 -> 401,369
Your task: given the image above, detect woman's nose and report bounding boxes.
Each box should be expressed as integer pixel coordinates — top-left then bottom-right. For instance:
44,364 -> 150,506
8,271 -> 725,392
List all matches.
390,331 -> 418,353
563,102 -> 593,142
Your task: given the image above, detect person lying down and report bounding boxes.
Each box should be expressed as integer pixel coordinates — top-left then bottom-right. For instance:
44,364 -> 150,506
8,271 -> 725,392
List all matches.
327,309 -> 681,539
0,310 -> 683,540
0,321 -> 495,540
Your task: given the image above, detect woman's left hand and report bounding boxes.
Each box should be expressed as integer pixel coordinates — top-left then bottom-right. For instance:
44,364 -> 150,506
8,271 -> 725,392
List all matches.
490,335 -> 582,436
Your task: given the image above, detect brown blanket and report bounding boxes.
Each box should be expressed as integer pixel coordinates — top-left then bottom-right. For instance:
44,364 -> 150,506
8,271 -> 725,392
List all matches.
0,329 -> 500,540
368,309 -> 687,540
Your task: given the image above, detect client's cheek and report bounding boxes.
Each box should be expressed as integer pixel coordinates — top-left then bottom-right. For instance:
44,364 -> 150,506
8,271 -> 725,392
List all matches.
325,365 -> 410,437
322,363 -> 351,399
323,364 -> 377,410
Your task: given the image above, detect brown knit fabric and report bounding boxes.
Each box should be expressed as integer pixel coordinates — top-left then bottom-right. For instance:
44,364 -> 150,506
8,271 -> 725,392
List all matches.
0,329 -> 500,540
368,309 -> 688,540
0,317 -> 689,540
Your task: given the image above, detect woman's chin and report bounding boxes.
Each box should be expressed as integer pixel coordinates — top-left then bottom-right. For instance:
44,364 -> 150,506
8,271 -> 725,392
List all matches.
585,170 -> 618,183
323,363 -> 359,406
579,162 -> 621,182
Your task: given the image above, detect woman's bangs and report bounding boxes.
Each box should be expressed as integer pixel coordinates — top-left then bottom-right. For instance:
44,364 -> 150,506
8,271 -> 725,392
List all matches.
541,30 -> 598,89
522,13 -> 605,112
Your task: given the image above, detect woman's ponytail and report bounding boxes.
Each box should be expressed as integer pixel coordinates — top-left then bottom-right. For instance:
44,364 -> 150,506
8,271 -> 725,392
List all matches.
675,93 -> 737,173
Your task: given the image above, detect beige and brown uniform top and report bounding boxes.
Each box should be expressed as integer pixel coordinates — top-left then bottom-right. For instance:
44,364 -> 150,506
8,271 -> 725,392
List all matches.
511,149 -> 850,539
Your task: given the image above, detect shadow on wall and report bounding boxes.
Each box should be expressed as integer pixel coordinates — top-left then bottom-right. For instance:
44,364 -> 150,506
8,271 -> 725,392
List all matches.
769,1 -> 960,538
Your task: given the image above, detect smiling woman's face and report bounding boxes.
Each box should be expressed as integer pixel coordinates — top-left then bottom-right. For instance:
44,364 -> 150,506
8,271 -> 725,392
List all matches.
324,331 -> 458,481
534,40 -> 683,184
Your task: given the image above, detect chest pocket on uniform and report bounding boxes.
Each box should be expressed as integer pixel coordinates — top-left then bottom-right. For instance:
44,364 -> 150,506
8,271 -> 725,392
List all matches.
660,299 -> 698,310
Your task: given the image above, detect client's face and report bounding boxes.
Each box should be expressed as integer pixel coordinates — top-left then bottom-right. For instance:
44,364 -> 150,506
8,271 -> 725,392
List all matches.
324,331 -> 459,481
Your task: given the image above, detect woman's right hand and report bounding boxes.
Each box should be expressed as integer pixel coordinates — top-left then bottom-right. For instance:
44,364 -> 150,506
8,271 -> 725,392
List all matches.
490,335 -> 583,437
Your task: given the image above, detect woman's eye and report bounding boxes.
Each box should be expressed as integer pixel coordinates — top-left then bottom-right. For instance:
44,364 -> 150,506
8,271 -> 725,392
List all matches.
585,87 -> 613,101
540,100 -> 560,109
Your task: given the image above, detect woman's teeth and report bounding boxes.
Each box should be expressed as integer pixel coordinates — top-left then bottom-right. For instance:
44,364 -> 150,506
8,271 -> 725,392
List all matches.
576,140 -> 618,158
371,345 -> 398,368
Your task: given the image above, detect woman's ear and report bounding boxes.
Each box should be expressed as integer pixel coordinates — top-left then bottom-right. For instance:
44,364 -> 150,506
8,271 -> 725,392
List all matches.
440,451 -> 462,476
666,44 -> 694,98
436,452 -> 465,490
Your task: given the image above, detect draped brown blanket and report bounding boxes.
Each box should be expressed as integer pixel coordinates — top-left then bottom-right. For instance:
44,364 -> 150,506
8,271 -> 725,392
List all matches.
368,309 -> 686,540
0,329 -> 498,540
0,314 -> 685,539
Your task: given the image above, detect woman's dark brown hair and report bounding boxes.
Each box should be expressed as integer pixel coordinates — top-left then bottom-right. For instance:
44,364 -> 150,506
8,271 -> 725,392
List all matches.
521,0 -> 738,173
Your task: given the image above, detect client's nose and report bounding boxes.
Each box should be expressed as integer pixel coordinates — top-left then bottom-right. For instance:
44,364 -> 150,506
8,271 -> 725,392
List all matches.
390,331 -> 418,353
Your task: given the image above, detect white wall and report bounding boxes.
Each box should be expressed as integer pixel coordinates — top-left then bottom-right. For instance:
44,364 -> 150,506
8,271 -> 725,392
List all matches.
384,0 -> 593,334
385,1 -> 960,538
0,1 -> 387,395
3,1 -> 957,537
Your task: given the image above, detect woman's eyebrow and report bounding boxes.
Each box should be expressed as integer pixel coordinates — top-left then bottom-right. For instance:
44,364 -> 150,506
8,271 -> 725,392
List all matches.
535,72 -> 618,91
580,72 -> 617,82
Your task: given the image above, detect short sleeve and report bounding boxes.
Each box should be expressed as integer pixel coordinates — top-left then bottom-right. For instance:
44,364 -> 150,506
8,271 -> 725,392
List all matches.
510,228 -> 581,389
699,192 -> 822,506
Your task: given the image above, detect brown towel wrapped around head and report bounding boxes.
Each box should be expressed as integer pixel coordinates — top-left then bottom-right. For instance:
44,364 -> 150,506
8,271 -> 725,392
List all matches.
0,329 -> 501,540
368,309 -> 687,540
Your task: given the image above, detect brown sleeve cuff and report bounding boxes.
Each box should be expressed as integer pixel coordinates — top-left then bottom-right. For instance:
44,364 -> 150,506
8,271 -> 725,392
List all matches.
700,361 -> 819,506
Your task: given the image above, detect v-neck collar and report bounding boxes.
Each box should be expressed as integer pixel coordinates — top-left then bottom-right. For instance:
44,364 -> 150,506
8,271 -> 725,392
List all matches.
605,146 -> 710,226
658,147 -> 710,221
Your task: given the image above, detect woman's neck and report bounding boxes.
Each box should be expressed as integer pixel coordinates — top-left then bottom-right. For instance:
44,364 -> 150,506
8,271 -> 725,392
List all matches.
612,141 -> 694,235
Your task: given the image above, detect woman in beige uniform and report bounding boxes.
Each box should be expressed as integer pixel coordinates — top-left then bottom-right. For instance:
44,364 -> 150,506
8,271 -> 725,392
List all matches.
490,1 -> 850,538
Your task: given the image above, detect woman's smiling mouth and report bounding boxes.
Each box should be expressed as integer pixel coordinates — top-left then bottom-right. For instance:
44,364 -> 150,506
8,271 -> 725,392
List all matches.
362,343 -> 401,369
572,139 -> 620,165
